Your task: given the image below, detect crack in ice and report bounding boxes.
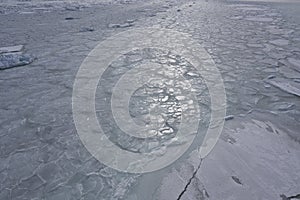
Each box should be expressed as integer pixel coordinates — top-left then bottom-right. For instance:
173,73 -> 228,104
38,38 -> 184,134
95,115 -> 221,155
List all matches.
177,158 -> 203,200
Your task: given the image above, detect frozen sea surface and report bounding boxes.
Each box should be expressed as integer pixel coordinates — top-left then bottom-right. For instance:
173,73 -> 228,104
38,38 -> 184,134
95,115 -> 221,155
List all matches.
0,0 -> 154,14
0,0 -> 299,199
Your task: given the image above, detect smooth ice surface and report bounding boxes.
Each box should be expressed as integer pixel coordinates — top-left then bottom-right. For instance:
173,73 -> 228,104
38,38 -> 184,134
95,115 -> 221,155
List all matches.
156,113 -> 300,200
0,45 -> 24,54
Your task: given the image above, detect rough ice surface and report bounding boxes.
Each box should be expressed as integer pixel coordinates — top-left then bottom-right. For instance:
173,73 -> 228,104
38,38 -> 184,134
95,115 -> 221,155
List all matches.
269,39 -> 289,46
0,0 -> 155,14
267,78 -> 300,97
0,0 -> 299,199
0,45 -> 35,70
131,1 -> 300,199
95,48 -> 209,155
287,58 -> 300,71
